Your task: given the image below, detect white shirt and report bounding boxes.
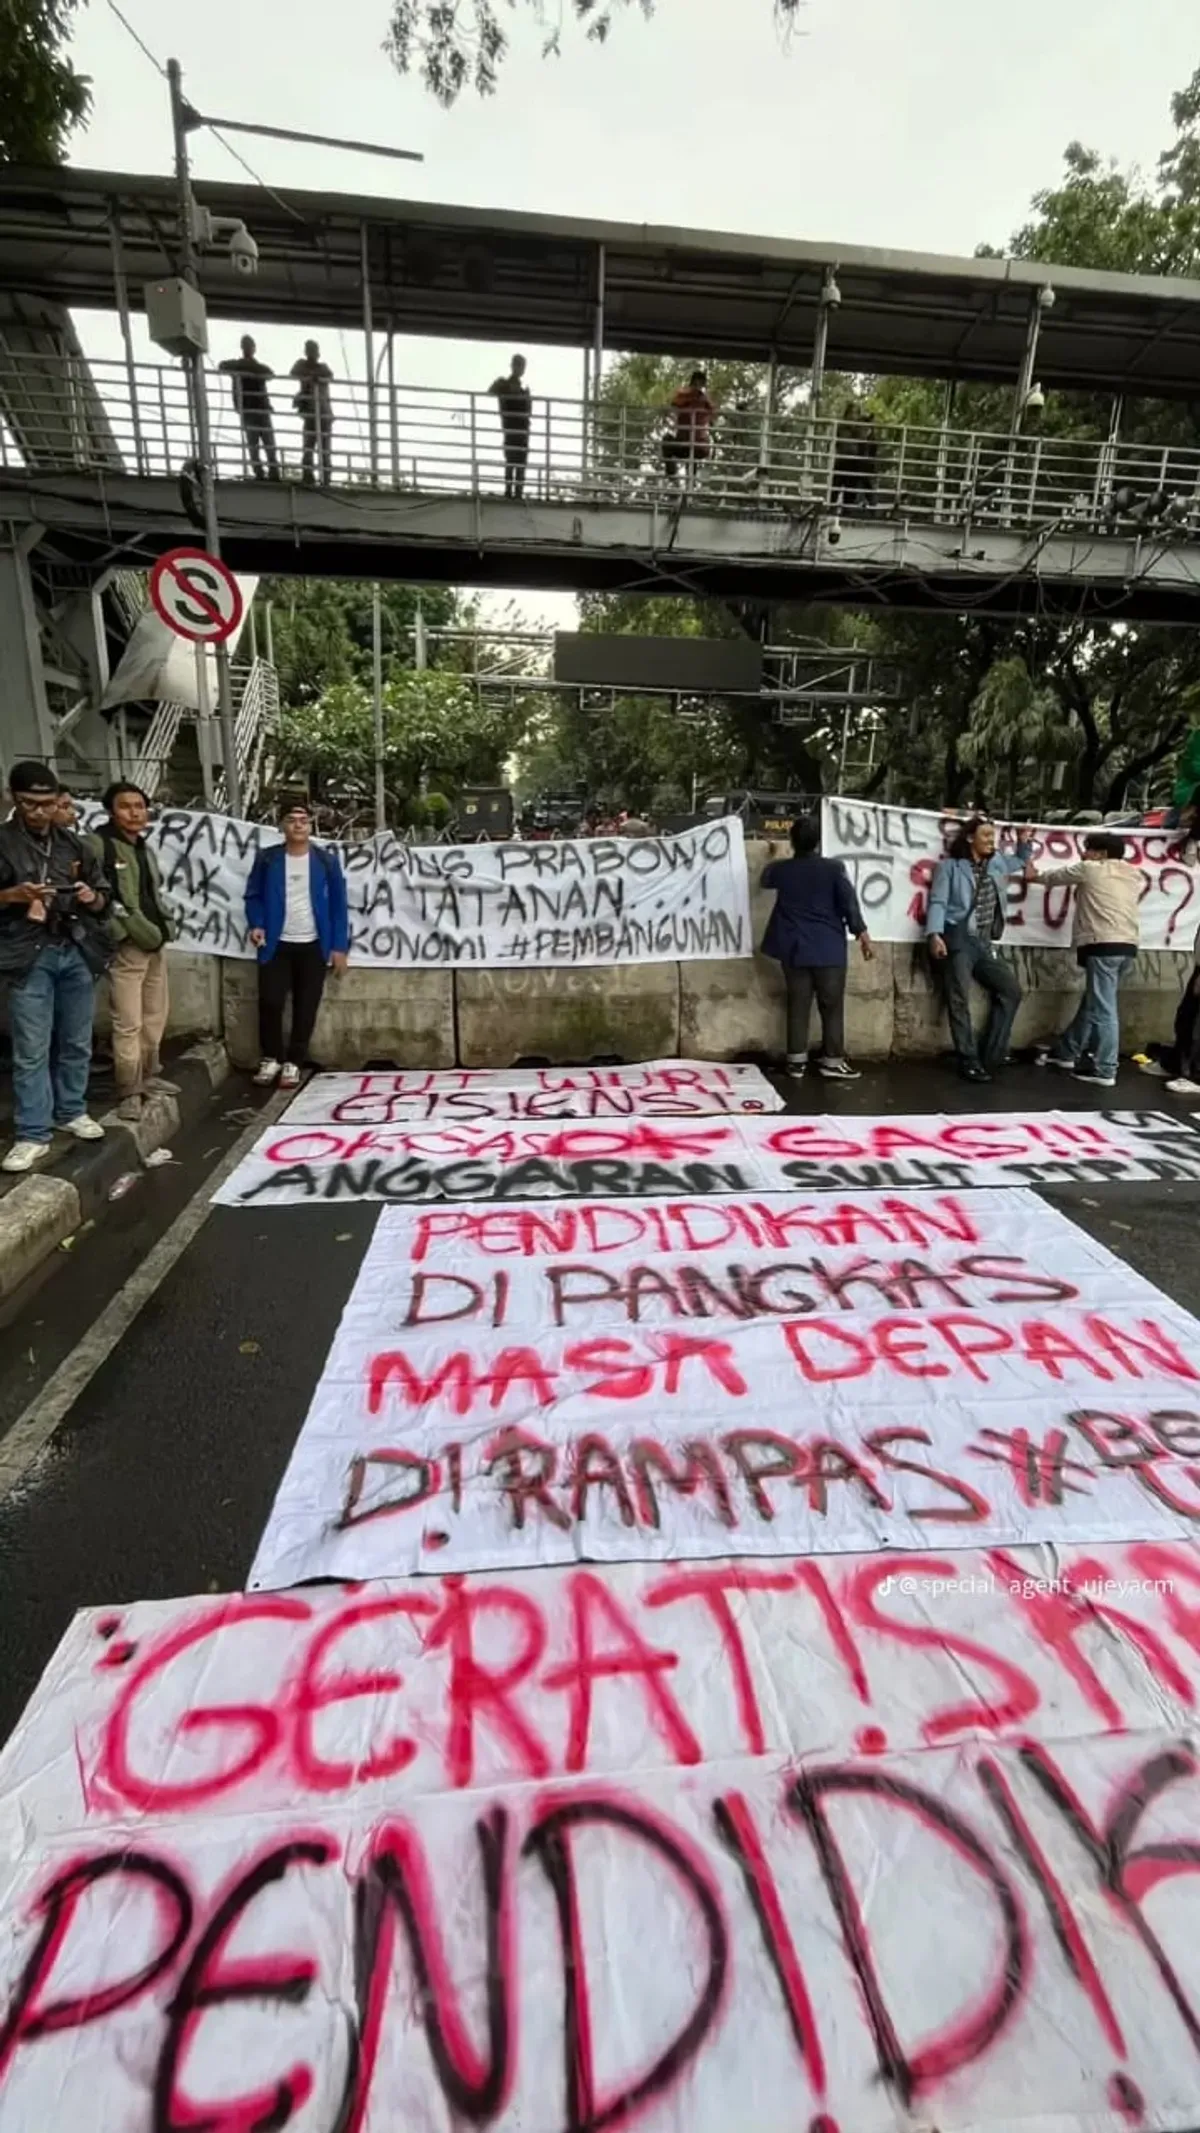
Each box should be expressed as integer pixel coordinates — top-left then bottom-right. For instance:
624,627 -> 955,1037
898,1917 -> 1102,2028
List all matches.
280,851 -> 318,943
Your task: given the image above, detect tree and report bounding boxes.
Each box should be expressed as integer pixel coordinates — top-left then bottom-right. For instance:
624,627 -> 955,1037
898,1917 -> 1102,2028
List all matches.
264,579 -> 464,712
0,0 -> 91,164
385,0 -> 803,102
275,668 -> 528,820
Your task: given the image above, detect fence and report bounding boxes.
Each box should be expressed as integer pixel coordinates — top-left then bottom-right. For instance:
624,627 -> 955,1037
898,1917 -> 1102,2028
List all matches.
4,353 -> 1200,537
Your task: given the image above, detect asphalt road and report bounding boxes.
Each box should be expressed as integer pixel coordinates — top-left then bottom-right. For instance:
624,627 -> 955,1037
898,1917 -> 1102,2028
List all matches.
1,1059 -> 1199,1746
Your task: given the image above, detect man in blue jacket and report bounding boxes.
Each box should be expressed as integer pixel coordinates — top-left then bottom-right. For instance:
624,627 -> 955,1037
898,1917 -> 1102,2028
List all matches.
762,816 -> 874,1079
926,815 -> 1032,1083
244,798 -> 349,1088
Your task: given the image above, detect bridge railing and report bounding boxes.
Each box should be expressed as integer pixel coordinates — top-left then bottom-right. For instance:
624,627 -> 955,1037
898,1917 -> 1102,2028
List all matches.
3,352 -> 1199,537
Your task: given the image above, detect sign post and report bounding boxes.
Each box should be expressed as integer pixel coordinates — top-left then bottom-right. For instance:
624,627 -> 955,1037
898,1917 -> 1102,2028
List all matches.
149,547 -> 244,646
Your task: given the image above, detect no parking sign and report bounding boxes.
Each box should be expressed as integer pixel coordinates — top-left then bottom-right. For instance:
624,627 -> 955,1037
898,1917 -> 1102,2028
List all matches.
149,547 -> 244,645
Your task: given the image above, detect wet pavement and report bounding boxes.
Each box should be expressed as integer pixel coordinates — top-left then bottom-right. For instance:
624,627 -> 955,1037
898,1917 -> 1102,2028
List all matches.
0,1057 -> 1198,1745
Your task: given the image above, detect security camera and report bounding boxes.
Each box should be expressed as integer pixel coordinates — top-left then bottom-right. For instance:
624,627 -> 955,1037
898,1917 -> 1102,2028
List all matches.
1024,382 -> 1046,412
821,269 -> 842,309
228,224 -> 259,277
826,515 -> 843,545
1036,284 -> 1057,311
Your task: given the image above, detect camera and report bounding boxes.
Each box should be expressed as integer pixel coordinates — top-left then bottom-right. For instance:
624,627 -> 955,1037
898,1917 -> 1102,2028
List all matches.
826,515 -> 843,546
228,224 -> 260,278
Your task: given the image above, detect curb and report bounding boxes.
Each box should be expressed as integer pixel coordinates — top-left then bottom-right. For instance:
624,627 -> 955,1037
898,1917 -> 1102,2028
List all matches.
0,1040 -> 230,1299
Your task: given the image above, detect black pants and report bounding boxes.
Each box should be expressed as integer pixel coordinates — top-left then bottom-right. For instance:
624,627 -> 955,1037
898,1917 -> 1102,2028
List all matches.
258,942 -> 327,1065
1160,969 -> 1200,1078
302,413 -> 333,486
943,926 -> 1021,1071
503,434 -> 529,498
242,410 -> 279,480
784,964 -> 846,1060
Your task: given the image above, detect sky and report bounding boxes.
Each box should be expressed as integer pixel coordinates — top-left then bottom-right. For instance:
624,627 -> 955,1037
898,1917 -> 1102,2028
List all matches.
65,0 -> 1200,623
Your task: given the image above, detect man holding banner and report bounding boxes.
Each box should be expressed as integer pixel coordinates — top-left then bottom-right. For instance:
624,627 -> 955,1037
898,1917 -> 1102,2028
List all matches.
926,816 -> 1032,1083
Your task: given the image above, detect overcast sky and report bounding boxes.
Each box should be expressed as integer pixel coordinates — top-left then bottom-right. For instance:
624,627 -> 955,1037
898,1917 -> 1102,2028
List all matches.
66,0 -> 1200,621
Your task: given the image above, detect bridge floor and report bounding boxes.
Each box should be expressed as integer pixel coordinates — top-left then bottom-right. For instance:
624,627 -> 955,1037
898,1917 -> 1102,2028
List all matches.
7,468 -> 1200,620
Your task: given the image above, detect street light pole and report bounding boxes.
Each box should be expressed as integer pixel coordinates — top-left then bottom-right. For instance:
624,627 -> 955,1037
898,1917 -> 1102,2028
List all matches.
168,57 -> 243,816
372,584 -> 386,833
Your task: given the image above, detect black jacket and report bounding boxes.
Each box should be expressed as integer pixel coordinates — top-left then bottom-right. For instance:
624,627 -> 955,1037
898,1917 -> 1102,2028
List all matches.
0,819 -> 112,982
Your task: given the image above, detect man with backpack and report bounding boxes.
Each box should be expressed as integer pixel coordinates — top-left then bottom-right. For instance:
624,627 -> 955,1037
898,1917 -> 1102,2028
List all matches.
244,797 -> 349,1089
90,781 -> 176,1120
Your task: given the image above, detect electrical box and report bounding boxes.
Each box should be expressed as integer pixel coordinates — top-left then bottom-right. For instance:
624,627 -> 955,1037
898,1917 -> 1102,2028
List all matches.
144,277 -> 209,358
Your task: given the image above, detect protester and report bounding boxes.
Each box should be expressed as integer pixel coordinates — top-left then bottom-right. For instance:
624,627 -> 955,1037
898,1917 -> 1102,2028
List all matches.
0,761 -> 111,1172
1141,956 -> 1200,1097
1022,831 -> 1141,1089
489,354 -> 532,499
663,371 -> 716,483
90,782 -> 176,1119
244,797 -> 349,1089
53,784 -> 78,831
926,816 -> 1032,1082
762,815 -> 873,1080
290,341 -> 335,486
219,336 -> 279,480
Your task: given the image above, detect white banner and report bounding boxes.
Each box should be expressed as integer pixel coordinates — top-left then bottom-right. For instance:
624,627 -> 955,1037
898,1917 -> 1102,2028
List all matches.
821,795 -> 1200,949
6,1545 -> 1200,2132
281,1062 -> 784,1125
247,1185 -> 1200,1588
93,809 -> 751,971
213,1106 -> 1200,1208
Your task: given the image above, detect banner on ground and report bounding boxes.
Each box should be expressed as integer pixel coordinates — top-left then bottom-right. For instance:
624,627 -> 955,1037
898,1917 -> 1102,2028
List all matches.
103,808 -> 751,971
281,1062 -> 784,1125
5,1543 -> 1200,2132
247,1184 -> 1200,1586
213,1106 -> 1200,1208
821,795 -> 1200,950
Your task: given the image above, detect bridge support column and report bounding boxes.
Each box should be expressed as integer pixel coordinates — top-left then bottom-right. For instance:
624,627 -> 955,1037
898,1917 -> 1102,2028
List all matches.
0,533 -> 55,777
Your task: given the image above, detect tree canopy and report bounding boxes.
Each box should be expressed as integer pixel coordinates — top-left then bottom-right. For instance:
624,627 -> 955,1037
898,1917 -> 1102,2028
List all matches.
385,0 -> 802,103
0,0 -> 90,164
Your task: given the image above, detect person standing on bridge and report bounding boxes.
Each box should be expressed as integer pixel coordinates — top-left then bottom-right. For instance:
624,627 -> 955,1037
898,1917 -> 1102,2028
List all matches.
90,782 -> 176,1121
219,336 -> 280,481
0,762 -> 112,1172
762,815 -> 873,1081
926,816 -> 1032,1084
290,341 -> 335,486
245,797 -> 349,1090
489,355 -> 532,499
663,370 -> 716,485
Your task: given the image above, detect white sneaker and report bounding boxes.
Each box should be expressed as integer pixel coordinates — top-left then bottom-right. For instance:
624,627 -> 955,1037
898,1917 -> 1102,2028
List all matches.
1137,1059 -> 1170,1078
2,1140 -> 50,1174
254,1059 -> 281,1085
280,1063 -> 302,1090
1166,1077 -> 1200,1098
58,1115 -> 104,1141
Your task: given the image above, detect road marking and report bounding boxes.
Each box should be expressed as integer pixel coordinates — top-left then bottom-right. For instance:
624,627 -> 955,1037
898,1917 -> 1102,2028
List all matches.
0,1091 -> 291,1505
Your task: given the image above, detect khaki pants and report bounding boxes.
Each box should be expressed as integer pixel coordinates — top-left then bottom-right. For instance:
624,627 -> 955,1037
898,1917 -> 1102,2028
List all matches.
109,943 -> 169,1094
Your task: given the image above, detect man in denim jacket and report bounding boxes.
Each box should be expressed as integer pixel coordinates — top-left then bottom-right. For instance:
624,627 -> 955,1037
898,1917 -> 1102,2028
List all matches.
926,815 -> 1033,1083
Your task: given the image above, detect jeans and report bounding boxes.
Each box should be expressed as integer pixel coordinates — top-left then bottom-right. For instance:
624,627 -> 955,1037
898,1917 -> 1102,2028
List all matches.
108,943 -> 170,1094
943,927 -> 1022,1072
1051,952 -> 1130,1079
784,964 -> 847,1060
9,941 -> 97,1142
259,941 -> 328,1064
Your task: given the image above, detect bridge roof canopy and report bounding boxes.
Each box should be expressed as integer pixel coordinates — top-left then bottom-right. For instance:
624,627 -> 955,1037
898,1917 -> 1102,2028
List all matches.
5,163 -> 1200,397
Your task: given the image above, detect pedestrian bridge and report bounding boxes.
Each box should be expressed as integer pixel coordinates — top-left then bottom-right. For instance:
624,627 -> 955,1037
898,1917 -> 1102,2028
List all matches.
4,354 -> 1200,619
